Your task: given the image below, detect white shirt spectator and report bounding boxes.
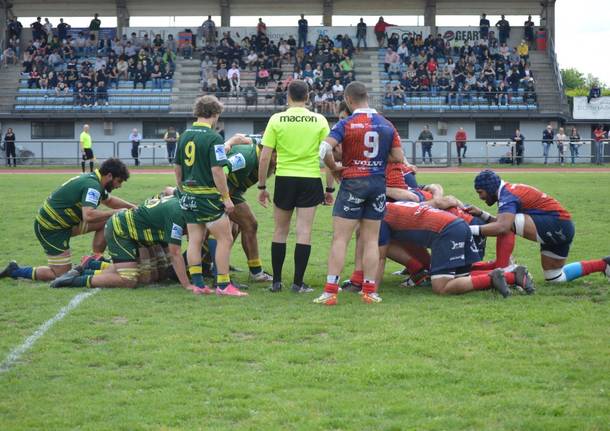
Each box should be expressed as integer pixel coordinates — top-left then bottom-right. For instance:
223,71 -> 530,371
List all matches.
228,66 -> 240,80
94,57 -> 107,71
125,44 -> 137,57
332,83 -> 344,94
397,44 -> 409,58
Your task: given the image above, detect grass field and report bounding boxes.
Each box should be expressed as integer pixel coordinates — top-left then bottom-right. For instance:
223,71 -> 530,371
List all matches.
0,171 -> 608,430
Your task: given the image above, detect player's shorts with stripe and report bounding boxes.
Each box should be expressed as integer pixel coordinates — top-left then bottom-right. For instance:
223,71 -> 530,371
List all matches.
332,176 -> 386,220
179,193 -> 225,224
82,148 -> 94,160
229,186 -> 247,205
530,214 -> 575,259
104,218 -> 138,263
273,176 -> 324,210
429,219 -> 481,277
34,220 -> 71,256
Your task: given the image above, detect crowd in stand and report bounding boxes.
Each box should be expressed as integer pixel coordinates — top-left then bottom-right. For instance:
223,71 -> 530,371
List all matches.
380,15 -> 537,107
6,15 -> 176,108
199,16 -> 356,114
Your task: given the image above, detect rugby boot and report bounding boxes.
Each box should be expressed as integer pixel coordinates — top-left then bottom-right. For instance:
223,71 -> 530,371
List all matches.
604,256 -> 610,279
313,291 -> 337,305
513,266 -> 535,294
0,261 -> 18,279
340,279 -> 362,293
249,270 -> 273,282
291,283 -> 314,293
490,268 -> 511,298
268,282 -> 283,292
362,292 -> 383,304
216,283 -> 248,296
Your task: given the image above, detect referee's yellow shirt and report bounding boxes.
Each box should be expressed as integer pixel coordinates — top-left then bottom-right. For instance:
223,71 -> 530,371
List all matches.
80,132 -> 92,149
262,106 -> 330,178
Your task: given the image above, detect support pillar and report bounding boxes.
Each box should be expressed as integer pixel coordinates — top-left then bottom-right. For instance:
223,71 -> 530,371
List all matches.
424,0 -> 437,36
220,0 -> 230,27
323,0 -> 333,27
117,0 -> 130,35
544,0 -> 556,50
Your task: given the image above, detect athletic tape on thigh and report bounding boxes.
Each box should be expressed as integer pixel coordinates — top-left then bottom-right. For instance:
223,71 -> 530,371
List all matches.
544,268 -> 566,282
47,254 -> 72,266
117,267 -> 140,281
513,213 -> 525,237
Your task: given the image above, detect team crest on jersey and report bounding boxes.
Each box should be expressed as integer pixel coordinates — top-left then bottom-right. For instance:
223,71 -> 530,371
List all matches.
214,144 -> 227,161
171,223 -> 184,240
85,188 -> 101,205
228,153 -> 246,171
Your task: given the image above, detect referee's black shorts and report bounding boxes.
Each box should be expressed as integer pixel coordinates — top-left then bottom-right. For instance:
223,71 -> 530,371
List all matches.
82,148 -> 94,160
273,176 -> 324,210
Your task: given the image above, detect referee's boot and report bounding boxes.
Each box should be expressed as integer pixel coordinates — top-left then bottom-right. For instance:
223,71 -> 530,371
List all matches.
269,282 -> 283,292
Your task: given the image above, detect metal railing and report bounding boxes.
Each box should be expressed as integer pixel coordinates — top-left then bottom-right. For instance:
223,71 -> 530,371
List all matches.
548,36 -> 569,115
2,139 -> 606,167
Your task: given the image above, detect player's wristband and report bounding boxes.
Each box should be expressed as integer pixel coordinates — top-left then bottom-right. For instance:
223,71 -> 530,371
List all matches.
480,211 -> 492,222
325,187 -> 335,193
257,185 -> 266,190
470,225 -> 481,236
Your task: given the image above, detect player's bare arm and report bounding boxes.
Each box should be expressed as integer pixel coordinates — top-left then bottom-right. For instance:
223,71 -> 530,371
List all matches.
386,187 -> 419,202
102,195 -> 137,210
478,212 -> 515,236
81,206 -> 117,224
167,243 -> 196,291
388,146 -> 405,163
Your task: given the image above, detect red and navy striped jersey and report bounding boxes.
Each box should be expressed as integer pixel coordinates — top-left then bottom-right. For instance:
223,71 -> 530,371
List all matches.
384,201 -> 458,234
328,108 -> 401,179
498,182 -> 571,220
385,162 -> 408,189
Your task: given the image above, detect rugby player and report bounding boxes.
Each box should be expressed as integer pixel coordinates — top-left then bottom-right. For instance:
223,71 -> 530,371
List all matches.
51,195 -> 195,290
174,95 -> 247,296
469,170 -> 610,283
257,80 -> 331,293
315,81 -> 404,305
378,201 -> 533,296
1,158 -> 134,282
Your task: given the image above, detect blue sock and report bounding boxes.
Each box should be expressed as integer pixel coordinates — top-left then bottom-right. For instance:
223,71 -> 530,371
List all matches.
12,266 -> 34,280
562,262 -> 584,281
207,237 -> 218,277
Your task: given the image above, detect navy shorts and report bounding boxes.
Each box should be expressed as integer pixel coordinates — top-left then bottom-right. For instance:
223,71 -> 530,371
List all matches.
470,217 -> 487,261
333,176 -> 386,220
430,219 -> 481,277
530,214 -> 575,259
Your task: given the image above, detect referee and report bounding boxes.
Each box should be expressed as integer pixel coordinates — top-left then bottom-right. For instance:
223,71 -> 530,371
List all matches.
257,80 -> 330,293
80,124 -> 95,172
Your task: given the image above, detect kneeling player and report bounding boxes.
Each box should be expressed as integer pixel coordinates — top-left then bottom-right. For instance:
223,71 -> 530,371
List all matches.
50,196 -> 196,291
1,158 -> 134,282
378,202 -> 533,296
469,170 -> 610,284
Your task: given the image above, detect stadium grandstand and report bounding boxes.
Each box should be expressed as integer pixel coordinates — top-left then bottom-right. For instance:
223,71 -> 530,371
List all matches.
0,0 -> 605,166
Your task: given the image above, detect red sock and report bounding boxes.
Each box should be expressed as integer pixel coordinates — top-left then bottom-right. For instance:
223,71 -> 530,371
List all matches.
471,274 -> 492,290
504,271 -> 515,285
362,281 -> 376,294
406,258 -> 423,275
581,259 -> 607,275
495,233 -> 515,268
324,283 -> 339,294
349,270 -> 364,286
471,260 -> 497,271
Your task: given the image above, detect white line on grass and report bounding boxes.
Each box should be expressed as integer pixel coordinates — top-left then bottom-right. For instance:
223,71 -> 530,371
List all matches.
0,289 -> 100,373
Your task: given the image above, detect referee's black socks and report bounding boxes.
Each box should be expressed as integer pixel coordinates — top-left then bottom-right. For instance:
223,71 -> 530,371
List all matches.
271,242 -> 286,283
293,243 -> 311,287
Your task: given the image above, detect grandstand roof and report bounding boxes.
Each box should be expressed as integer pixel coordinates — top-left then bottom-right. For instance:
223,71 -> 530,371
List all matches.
11,0 -> 545,17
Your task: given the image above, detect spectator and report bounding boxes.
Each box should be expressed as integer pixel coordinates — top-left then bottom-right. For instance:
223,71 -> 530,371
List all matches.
517,40 -> 529,61
274,81 -> 286,105
181,39 -> 193,59
202,16 -> 216,45
524,15 -> 535,44
542,124 -> 554,164
298,14 -> 308,49
255,64 -> 270,88
374,17 -> 396,47
418,125 -> 434,164
163,126 -> 180,164
133,63 -> 148,89
480,14 -> 490,39
55,79 -> 69,96
356,18 -> 367,50
95,80 -> 108,105
512,128 -> 525,165
495,15 -> 511,44
57,18 -> 70,42
569,127 -> 581,164
28,68 -> 41,89
3,128 -> 16,167
150,64 -> 163,89
129,128 -> 142,166
31,17 -> 45,41
555,127 -> 568,165
89,13 -> 101,43
384,48 -> 399,77
8,17 -> 23,40
43,18 -> 53,42
593,125 -> 606,165
588,83 -> 601,103
257,18 -> 267,36
83,81 -> 95,106
166,34 -> 177,53
2,46 -> 17,67
455,127 -> 467,165
227,62 -> 241,94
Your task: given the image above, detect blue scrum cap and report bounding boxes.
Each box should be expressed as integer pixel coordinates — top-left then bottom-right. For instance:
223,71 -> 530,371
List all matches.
474,169 -> 501,195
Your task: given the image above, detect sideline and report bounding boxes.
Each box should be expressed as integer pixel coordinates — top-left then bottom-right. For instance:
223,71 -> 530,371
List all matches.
0,289 -> 100,373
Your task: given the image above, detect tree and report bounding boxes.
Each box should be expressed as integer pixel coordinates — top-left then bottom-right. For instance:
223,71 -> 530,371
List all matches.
561,68 -> 585,90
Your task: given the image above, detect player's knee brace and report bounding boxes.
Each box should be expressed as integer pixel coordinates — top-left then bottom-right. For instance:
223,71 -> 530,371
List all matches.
544,268 -> 567,283
513,214 -> 526,238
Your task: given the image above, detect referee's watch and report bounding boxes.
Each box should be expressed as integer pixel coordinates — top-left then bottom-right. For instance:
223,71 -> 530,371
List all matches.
257,184 -> 267,190
325,187 -> 335,193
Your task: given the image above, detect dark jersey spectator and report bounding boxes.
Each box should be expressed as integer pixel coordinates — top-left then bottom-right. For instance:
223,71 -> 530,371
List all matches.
495,15 -> 511,44
31,17 -> 45,41
480,14 -> 490,38
524,16 -> 535,42
542,124 -> 554,164
298,14 -> 308,48
3,128 -> 16,167
588,84 -> 602,103
57,19 -> 71,41
356,18 -> 367,49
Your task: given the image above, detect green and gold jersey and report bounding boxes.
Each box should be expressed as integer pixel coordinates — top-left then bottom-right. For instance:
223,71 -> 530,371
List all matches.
112,196 -> 186,246
36,169 -> 108,231
174,122 -> 227,197
225,143 -> 260,194
262,106 -> 329,178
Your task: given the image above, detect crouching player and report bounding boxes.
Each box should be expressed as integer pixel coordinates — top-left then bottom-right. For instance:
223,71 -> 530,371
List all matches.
378,201 -> 534,297
469,170 -> 610,284
50,195 -> 196,291
0,158 -> 135,282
